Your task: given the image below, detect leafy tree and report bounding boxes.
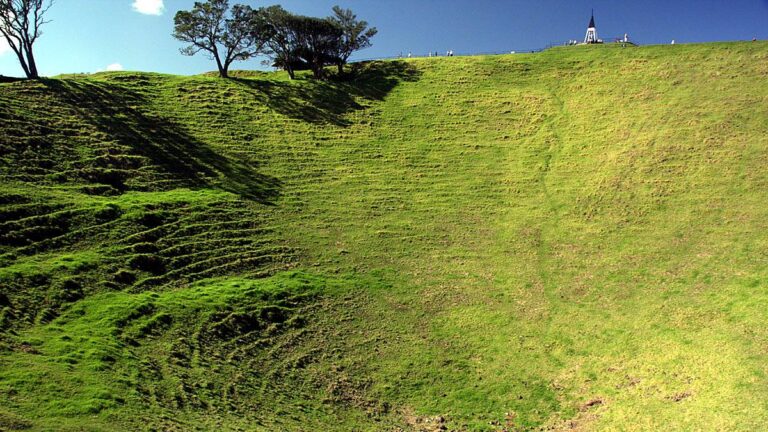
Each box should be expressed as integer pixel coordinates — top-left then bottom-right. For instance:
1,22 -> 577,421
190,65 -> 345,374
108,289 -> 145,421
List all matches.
293,16 -> 342,79
261,5 -> 302,80
262,5 -> 377,80
328,6 -> 377,75
173,0 -> 271,78
0,0 -> 53,79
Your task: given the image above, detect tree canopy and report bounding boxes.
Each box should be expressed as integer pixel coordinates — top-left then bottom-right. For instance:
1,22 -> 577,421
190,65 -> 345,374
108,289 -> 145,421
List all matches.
173,2 -> 378,80
261,5 -> 302,80
261,5 -> 377,79
328,6 -> 378,75
173,0 -> 272,78
293,15 -> 343,79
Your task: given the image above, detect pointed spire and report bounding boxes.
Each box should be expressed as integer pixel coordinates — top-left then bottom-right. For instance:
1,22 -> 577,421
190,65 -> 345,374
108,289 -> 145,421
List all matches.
584,9 -> 599,44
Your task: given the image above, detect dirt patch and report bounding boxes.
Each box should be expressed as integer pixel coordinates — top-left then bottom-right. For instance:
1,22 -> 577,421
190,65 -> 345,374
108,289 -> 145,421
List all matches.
400,408 -> 449,431
15,342 -> 40,355
579,397 -> 604,411
668,391 -> 692,402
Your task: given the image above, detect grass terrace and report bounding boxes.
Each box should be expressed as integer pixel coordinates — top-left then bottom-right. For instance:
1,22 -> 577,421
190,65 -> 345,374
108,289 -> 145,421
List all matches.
1,41 -> 768,430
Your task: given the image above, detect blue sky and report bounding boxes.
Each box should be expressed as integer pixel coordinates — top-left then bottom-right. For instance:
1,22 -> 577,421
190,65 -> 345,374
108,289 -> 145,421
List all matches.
1,0 -> 767,77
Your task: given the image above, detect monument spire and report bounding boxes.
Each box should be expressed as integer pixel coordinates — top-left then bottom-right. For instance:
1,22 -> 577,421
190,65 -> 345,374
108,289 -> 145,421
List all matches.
584,10 -> 599,44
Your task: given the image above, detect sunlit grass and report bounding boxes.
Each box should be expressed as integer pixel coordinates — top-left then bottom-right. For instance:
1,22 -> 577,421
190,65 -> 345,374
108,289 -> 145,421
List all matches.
1,41 -> 767,430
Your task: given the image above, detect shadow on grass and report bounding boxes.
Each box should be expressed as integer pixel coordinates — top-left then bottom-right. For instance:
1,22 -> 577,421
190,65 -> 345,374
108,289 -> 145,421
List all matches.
41,79 -> 281,204
0,75 -> 26,84
231,60 -> 422,127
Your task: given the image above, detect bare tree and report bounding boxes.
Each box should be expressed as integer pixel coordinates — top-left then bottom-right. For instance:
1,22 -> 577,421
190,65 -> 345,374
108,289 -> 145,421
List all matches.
0,0 -> 53,79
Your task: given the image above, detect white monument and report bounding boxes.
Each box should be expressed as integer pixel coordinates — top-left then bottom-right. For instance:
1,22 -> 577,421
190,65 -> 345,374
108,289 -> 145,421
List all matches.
584,11 -> 599,44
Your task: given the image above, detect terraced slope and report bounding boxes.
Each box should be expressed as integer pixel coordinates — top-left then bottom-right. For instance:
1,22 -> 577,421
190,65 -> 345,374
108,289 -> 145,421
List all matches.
1,42 -> 768,431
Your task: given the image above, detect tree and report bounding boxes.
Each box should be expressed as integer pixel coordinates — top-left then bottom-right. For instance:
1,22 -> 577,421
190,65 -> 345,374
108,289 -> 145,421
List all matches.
173,0 -> 271,78
261,5 -> 301,80
328,6 -> 377,75
262,5 -> 377,80
0,0 -> 53,79
262,8 -> 342,80
293,15 -> 341,79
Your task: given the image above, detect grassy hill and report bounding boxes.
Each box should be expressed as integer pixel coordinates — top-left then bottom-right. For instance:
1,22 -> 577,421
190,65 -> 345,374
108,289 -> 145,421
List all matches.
1,41 -> 767,431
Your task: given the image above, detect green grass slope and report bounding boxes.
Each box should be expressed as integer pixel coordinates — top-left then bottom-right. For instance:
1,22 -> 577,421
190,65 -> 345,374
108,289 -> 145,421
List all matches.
1,41 -> 768,431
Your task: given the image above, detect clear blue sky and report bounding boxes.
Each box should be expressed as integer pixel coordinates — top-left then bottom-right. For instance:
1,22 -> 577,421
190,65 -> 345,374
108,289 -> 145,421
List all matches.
1,0 -> 767,77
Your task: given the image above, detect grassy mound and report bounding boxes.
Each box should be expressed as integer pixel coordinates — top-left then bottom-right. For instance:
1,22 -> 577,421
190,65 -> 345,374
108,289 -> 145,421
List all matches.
1,41 -> 768,430
2,272 -> 398,431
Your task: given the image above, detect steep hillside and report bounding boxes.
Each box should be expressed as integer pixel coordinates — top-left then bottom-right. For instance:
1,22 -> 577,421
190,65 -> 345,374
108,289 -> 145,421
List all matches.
1,42 -> 768,431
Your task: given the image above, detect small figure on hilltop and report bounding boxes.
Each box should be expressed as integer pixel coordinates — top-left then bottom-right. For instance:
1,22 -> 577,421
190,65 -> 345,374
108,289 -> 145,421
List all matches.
620,33 -> 629,48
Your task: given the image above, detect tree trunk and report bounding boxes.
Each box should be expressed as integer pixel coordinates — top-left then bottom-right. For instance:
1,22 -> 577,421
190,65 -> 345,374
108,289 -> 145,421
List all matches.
12,48 -> 31,78
25,46 -> 39,79
337,63 -> 344,75
212,49 -> 227,78
312,57 -> 324,79
3,35 -> 31,78
222,52 -> 238,79
216,60 -> 228,78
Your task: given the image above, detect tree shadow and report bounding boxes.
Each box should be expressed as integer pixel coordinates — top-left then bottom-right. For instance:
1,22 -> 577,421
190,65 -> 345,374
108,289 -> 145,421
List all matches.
230,60 -> 422,127
342,60 -> 423,100
0,75 -> 26,84
31,61 -> 420,199
41,79 -> 281,204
